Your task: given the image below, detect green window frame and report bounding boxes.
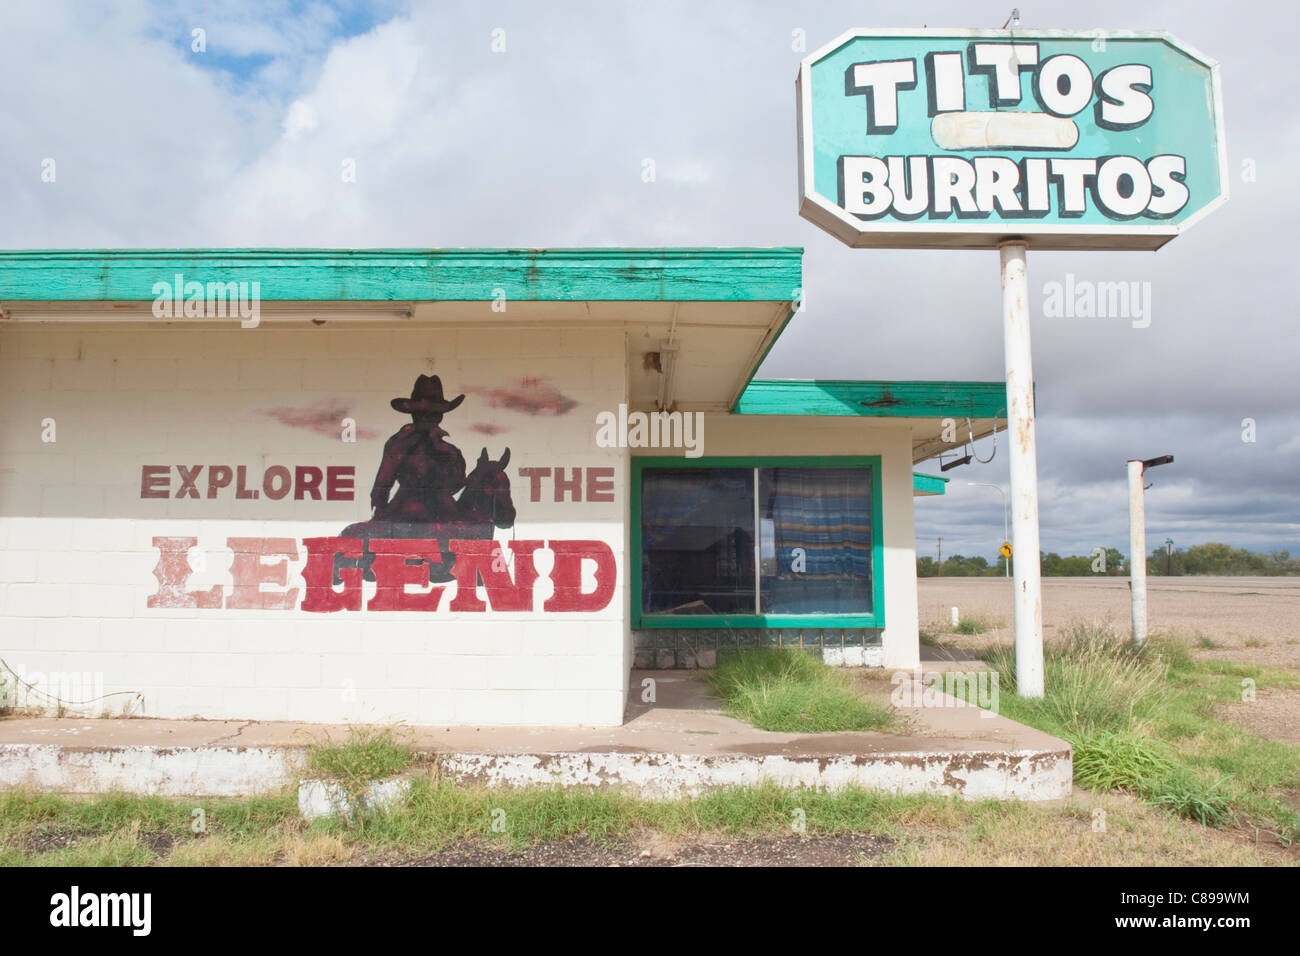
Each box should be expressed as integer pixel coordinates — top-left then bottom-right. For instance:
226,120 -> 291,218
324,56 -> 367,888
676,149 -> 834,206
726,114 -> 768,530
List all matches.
631,455 -> 885,629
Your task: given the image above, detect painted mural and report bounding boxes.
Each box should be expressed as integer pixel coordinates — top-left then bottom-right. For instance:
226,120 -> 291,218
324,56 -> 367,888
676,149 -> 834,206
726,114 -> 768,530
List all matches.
336,375 -> 515,584
144,373 -> 617,614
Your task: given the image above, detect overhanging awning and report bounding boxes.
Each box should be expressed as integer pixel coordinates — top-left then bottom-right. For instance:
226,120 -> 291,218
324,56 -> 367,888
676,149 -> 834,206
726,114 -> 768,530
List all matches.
0,247 -> 804,414
0,248 -> 804,302
912,472 -> 949,496
735,379 -> 1012,465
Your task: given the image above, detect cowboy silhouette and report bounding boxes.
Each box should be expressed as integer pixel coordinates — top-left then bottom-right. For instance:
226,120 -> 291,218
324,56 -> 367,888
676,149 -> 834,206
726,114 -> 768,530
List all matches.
335,374 -> 515,585
371,374 -> 467,523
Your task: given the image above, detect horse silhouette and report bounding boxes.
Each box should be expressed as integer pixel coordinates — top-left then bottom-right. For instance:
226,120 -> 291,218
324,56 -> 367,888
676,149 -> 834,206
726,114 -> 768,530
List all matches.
334,447 -> 515,585
456,446 -> 516,531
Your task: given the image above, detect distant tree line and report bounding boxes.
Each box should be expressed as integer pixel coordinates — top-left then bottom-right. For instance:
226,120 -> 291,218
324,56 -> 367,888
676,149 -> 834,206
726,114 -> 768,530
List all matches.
1145,542 -> 1299,576
917,542 -> 1300,577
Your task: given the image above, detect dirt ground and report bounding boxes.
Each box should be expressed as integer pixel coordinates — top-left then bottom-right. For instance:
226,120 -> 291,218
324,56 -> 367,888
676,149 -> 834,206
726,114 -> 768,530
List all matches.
1223,689 -> 1300,745
919,576 -> 1300,667
920,575 -> 1300,746
347,831 -> 895,867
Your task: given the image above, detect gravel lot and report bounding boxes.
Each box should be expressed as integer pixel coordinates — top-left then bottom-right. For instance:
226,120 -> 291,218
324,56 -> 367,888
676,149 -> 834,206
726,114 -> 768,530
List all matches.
919,576 -> 1300,668
920,575 -> 1300,746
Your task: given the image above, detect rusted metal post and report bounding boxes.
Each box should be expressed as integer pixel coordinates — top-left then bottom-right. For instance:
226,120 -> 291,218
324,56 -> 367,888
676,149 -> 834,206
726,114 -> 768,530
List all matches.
999,240 -> 1044,698
1128,458 -> 1148,647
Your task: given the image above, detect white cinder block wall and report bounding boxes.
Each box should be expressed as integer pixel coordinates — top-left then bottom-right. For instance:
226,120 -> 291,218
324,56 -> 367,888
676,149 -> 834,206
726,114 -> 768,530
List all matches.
0,323 -> 629,726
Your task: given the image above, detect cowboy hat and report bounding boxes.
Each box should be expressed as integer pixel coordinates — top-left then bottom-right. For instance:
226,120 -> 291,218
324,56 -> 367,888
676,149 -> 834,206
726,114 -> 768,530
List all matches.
391,374 -> 465,414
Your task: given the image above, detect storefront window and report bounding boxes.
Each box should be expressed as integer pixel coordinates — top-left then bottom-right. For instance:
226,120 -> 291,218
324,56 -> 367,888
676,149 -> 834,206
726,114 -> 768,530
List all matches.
636,459 -> 877,624
758,467 -> 872,614
640,467 -> 755,614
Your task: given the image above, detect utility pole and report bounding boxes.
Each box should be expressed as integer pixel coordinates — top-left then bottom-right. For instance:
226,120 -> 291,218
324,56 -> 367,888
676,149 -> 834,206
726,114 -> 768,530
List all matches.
1128,455 -> 1173,647
937,537 -> 942,572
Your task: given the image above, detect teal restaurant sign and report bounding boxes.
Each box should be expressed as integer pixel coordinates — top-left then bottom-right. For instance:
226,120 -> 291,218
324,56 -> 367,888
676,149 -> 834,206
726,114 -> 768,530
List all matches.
797,29 -> 1227,249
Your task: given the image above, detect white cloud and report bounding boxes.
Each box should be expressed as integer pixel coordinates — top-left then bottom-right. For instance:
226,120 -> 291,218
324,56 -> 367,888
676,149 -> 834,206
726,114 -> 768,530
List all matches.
0,0 -> 1296,553
283,100 -> 320,138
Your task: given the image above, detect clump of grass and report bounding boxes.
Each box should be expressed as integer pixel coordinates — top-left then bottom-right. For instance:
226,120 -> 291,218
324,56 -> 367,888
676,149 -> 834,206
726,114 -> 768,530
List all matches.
705,648 -> 893,733
15,829 -> 159,867
987,620 -> 1171,736
304,726 -> 416,795
327,777 -> 979,852
1147,771 -> 1237,829
1141,631 -> 1198,672
918,625 -> 943,647
0,788 -> 301,867
983,620 -> 1300,839
1069,730 -> 1172,793
0,788 -> 296,840
952,613 -> 999,635
1071,730 -> 1238,831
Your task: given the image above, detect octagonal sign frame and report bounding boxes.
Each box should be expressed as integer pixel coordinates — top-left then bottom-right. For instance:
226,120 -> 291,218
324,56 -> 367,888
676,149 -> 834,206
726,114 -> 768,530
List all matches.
797,28 -> 1228,250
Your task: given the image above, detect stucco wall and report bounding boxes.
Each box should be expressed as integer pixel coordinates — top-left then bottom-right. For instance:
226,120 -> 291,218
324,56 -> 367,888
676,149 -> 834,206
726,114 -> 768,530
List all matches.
0,323 -> 630,726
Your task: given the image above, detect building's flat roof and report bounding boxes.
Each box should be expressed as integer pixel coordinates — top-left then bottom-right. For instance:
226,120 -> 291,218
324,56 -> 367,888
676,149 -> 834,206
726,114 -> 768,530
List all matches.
738,379 -> 1010,466
0,247 -> 807,414
0,247 -> 803,303
912,472 -> 949,496
736,379 -> 1006,418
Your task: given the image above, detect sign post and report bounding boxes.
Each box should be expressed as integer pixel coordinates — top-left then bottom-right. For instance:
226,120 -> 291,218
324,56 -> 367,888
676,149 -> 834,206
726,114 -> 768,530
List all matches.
797,28 -> 1226,697
999,239 -> 1043,695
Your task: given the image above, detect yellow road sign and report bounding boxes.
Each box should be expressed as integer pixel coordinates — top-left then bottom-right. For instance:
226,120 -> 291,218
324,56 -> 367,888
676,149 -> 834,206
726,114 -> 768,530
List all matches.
999,541 -> 1013,558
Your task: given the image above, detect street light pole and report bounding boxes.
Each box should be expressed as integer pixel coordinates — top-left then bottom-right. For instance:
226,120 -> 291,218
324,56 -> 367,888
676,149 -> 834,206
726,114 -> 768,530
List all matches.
968,482 -> 1010,577
1128,455 -> 1174,648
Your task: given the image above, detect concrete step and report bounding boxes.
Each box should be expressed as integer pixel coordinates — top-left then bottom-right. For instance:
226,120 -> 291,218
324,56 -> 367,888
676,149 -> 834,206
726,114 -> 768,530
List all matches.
0,672 -> 1071,803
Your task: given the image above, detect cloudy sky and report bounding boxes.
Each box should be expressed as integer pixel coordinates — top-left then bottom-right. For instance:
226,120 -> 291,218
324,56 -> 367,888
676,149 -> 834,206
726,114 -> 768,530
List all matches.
2,0 -> 1295,562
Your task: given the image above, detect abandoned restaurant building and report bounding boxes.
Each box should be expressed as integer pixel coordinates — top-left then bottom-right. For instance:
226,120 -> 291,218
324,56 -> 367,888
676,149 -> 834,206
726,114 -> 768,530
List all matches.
0,248 -> 1005,727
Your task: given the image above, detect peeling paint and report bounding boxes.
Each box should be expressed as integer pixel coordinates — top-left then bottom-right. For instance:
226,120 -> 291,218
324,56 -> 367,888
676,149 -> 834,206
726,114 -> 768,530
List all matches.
2,740 -> 1072,803
0,744 -> 301,797
433,748 -> 1070,801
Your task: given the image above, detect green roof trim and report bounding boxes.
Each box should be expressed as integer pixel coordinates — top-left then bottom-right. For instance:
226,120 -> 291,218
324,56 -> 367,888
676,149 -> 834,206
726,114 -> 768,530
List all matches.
0,248 -> 803,303
735,380 -> 1008,418
912,472 -> 949,496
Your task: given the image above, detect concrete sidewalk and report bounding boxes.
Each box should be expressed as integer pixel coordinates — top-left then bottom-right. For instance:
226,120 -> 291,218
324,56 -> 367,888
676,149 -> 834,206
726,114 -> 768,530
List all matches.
0,670 -> 1071,801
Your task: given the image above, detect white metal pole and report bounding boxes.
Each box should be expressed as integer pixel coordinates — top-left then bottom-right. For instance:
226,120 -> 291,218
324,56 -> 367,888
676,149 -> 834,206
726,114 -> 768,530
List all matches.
999,240 -> 1044,698
1128,459 -> 1148,647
